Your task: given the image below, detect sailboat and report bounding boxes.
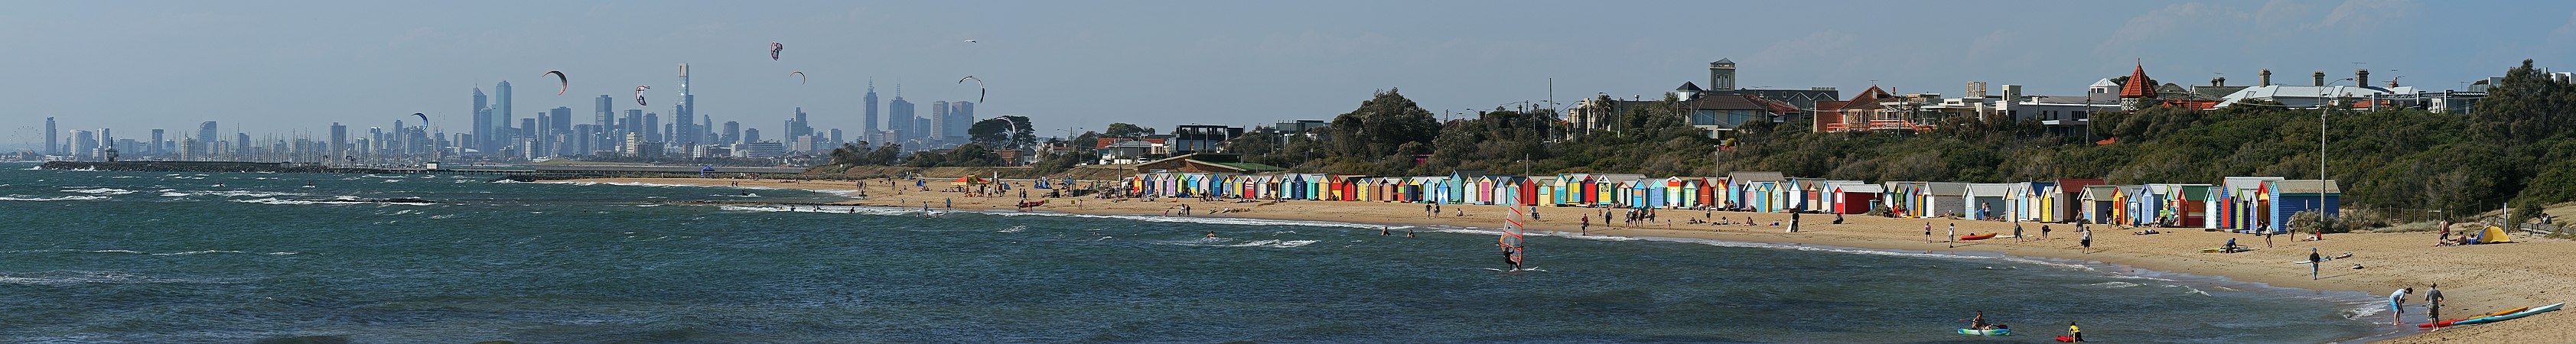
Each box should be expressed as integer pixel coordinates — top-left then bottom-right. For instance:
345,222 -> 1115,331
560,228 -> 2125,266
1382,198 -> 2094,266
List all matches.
1489,206 -> 1542,272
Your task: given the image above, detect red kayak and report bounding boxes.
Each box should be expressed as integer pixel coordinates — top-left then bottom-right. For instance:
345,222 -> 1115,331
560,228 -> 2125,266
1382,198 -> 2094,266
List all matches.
2055,336 -> 2076,342
2419,307 -> 2531,328
1959,233 -> 1998,241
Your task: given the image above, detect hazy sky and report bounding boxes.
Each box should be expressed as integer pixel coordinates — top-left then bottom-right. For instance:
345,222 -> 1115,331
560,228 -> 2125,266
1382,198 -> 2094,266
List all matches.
7,0 -> 2574,148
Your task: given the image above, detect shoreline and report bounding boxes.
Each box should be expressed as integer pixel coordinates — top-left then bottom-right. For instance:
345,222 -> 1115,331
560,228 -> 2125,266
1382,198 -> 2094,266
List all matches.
561,177 -> 2576,343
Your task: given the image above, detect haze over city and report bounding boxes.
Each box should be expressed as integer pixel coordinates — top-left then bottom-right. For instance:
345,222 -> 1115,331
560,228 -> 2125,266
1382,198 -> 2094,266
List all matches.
6,0 -> 2574,151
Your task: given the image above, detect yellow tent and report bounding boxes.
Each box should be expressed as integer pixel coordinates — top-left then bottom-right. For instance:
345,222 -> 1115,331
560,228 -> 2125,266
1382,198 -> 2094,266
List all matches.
2474,226 -> 2514,244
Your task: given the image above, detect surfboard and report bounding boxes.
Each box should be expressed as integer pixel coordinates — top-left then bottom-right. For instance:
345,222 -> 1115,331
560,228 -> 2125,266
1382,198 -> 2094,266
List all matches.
1484,268 -> 1545,272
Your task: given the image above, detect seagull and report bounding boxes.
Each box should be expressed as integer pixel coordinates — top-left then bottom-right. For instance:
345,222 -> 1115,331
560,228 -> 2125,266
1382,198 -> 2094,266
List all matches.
963,39 -> 978,43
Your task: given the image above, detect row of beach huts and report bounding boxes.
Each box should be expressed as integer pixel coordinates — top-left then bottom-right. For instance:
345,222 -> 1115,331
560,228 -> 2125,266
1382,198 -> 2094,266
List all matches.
1122,170 -> 2340,234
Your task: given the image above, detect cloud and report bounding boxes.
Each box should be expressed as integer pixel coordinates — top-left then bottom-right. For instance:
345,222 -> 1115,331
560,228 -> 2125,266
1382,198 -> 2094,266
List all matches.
2318,0 -> 2416,30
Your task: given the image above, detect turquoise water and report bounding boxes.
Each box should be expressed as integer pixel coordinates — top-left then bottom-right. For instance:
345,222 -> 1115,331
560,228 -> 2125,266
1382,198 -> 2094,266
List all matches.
0,164 -> 2395,342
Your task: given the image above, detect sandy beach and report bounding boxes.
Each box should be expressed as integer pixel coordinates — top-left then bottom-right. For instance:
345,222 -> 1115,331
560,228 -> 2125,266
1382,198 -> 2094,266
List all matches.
569,177 -> 2574,343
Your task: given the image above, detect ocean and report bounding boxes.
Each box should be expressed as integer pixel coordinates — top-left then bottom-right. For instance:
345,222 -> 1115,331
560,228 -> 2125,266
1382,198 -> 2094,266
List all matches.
0,163 -> 2397,343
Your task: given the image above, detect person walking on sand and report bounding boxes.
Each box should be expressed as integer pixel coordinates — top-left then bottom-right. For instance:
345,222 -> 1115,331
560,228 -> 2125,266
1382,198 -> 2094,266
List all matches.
2425,284 -> 2444,326
1925,222 -> 1935,243
1580,216 -> 1591,235
2389,287 -> 2413,325
2041,225 -> 2052,240
1426,204 -> 1435,219
2014,222 -> 2026,242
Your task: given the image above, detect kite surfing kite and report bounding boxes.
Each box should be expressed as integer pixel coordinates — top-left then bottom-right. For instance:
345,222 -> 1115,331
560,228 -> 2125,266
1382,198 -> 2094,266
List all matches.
958,76 -> 985,103
633,86 -> 652,105
962,39 -> 977,44
790,71 -> 806,84
542,70 -> 568,95
412,112 -> 428,127
770,42 -> 783,60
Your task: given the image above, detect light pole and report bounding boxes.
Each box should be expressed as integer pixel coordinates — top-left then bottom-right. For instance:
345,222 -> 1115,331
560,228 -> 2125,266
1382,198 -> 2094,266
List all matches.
2320,77 -> 2353,235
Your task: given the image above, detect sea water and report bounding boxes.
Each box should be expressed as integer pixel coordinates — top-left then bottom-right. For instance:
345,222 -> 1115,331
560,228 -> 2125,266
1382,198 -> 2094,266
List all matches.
0,164 -> 2395,342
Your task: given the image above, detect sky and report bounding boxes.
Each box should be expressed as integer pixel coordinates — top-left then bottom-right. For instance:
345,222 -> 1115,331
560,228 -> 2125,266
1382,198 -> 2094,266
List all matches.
5,0 -> 2574,149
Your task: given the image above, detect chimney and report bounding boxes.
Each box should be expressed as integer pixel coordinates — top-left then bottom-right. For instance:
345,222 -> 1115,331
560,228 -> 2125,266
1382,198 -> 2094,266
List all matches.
2211,77 -> 2225,87
2259,69 -> 2272,86
2314,70 -> 2326,86
2356,69 -> 2370,88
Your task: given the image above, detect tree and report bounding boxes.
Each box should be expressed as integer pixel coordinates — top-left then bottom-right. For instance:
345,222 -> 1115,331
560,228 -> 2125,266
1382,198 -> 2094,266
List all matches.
865,143 -> 904,166
1103,122 -> 1155,138
969,115 -> 1036,149
1327,89 -> 1439,158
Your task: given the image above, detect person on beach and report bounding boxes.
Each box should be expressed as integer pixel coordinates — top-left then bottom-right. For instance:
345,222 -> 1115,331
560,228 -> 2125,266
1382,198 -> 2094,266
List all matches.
2079,227 -> 2093,253
2014,222 -> 2026,242
2066,322 -> 2083,342
1581,216 -> 1591,235
2425,284 -> 2444,326
2041,225 -> 2052,239
2389,287 -> 2413,325
1946,223 -> 1957,248
1425,204 -> 1434,219
1787,212 -> 1800,233
1926,222 -> 1935,243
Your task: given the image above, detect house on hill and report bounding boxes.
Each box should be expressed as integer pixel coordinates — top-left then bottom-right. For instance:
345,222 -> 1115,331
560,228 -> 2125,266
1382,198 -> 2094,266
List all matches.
1133,153 -> 1285,174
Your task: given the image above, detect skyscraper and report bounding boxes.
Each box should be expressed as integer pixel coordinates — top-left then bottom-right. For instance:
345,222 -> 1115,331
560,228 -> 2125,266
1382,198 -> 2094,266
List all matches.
722,121 -> 741,144
930,100 -> 949,143
150,129 -> 164,155
946,101 -> 975,141
45,117 -> 57,155
471,87 -> 487,151
624,109 -> 644,137
674,63 -> 695,144
594,95 -> 614,128
329,123 -> 347,158
890,90 -> 916,141
643,112 -> 660,142
197,121 -> 217,156
492,81 -> 514,152
549,107 -> 572,136
864,81 -> 880,138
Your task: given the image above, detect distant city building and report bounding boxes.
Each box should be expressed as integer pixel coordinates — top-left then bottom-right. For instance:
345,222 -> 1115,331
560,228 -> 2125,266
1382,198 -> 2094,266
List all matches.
863,82 -> 881,137
733,141 -> 784,158
888,94 -> 917,141
743,128 -> 761,144
492,81 -> 513,153
44,117 -> 57,155
945,101 -> 975,141
196,121 -> 217,157
930,100 -> 949,143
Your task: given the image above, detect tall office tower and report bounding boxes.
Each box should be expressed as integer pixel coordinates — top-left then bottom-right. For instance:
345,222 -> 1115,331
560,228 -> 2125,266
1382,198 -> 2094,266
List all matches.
722,121 -> 741,144
594,95 -> 614,128
829,128 -> 842,145
783,107 -> 811,139
946,101 -> 975,140
329,123 -> 348,157
150,129 -> 165,155
519,118 -> 536,139
196,121 -> 217,156
674,111 -> 695,144
235,132 -> 250,158
701,115 -> 713,144
914,118 -> 930,142
643,112 -> 660,142
44,117 -> 57,154
492,81 -> 514,151
471,87 -> 488,151
930,100 -> 949,143
743,128 -> 761,144
549,107 -> 572,136
889,85 -> 915,140
73,130 -> 96,160
863,81 -> 880,135
674,63 -> 695,144
99,128 -> 111,151
624,109 -> 644,137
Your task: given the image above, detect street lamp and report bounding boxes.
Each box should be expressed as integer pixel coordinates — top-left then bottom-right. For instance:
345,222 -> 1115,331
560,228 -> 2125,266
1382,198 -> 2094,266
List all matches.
2319,77 -> 2354,235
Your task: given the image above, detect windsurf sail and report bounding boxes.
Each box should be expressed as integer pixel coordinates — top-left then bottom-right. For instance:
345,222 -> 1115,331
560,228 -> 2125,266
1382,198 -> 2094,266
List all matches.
1500,206 -> 1528,268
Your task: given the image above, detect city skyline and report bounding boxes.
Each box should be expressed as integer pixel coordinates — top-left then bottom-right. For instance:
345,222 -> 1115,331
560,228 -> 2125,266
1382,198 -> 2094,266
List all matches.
8,1 -> 2576,151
